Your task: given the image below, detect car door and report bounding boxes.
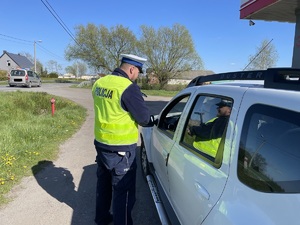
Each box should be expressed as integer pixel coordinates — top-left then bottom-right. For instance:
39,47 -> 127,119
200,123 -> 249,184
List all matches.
167,93 -> 234,224
33,72 -> 39,85
27,71 -> 34,84
151,93 -> 191,196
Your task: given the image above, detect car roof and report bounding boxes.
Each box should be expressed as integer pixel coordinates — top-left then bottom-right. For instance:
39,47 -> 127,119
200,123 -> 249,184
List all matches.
187,67 -> 300,92
11,68 -> 31,71
211,80 -> 264,88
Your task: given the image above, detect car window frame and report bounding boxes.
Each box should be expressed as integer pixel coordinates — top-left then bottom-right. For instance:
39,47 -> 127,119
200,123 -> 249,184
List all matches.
157,94 -> 190,140
180,94 -> 233,168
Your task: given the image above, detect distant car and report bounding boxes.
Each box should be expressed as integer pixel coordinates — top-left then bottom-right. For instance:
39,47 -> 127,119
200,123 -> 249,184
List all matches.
140,68 -> 300,225
8,69 -> 42,88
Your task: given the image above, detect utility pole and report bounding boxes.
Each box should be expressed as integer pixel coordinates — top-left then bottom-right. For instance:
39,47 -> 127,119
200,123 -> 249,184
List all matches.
34,40 -> 42,72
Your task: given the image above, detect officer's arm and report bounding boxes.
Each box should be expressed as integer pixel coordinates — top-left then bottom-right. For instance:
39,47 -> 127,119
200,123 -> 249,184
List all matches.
121,84 -> 151,126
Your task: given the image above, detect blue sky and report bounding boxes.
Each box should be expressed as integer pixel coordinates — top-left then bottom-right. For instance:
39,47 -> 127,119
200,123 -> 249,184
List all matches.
0,0 -> 295,74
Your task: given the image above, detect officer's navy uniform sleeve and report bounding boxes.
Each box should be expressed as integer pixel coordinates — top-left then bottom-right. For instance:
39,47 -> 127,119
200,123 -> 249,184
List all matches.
121,83 -> 150,126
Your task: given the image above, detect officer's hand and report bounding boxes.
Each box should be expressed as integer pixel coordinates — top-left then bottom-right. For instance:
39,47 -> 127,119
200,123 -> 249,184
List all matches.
143,115 -> 156,127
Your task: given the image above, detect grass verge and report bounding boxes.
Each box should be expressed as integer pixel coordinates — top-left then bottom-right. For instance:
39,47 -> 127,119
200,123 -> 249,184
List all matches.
71,82 -> 179,97
0,91 -> 86,205
141,89 -> 179,97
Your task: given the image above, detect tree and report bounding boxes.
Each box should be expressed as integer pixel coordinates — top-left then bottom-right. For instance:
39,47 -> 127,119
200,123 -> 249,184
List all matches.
47,60 -> 62,74
65,61 -> 87,78
244,39 -> 278,70
65,24 -> 138,73
77,61 -> 87,77
138,23 -> 204,88
21,52 -> 43,73
65,65 -> 77,76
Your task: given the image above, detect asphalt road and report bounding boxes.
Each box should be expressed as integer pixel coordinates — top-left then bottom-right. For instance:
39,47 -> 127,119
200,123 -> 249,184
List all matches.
0,83 -> 171,225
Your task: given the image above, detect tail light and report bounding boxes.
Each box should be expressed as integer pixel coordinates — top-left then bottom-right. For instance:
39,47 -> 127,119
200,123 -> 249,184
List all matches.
25,74 -> 28,80
7,74 -> 10,80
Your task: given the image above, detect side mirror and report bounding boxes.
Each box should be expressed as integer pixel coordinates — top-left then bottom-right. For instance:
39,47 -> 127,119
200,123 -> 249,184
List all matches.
153,118 -> 158,126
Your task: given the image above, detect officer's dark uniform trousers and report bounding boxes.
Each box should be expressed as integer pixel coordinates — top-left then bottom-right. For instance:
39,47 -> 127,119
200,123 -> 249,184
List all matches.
95,147 -> 137,225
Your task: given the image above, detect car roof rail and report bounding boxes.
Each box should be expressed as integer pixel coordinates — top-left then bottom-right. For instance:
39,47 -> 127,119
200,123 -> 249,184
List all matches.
186,67 -> 300,91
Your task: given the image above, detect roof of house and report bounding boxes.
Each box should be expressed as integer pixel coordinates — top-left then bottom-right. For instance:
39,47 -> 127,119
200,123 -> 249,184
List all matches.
1,51 -> 34,69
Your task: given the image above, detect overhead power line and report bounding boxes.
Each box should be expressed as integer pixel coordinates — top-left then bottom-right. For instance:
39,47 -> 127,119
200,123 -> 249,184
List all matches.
0,33 -> 32,43
36,42 -> 65,61
243,39 -> 273,71
0,32 -> 65,62
41,0 -> 79,46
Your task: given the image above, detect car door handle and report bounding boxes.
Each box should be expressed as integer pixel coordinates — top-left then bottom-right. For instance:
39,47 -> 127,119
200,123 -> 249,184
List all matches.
162,150 -> 169,166
194,182 -> 210,200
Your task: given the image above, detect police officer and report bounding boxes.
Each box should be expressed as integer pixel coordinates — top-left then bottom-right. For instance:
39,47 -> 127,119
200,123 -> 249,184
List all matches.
92,54 -> 153,225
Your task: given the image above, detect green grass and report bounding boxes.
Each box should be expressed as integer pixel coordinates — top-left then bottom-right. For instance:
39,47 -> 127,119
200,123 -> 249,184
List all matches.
0,91 -> 87,205
141,89 -> 179,97
73,82 -> 179,96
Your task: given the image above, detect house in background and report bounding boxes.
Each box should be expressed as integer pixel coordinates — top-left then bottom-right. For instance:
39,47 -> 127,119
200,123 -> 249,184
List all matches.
0,50 -> 33,72
167,70 -> 215,85
147,70 -> 215,85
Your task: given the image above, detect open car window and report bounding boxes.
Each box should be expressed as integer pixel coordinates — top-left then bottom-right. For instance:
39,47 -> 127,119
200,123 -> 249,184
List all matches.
157,94 -> 190,139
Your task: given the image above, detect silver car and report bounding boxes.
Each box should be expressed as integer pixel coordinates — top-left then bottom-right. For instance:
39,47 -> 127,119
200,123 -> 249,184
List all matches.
8,69 -> 42,88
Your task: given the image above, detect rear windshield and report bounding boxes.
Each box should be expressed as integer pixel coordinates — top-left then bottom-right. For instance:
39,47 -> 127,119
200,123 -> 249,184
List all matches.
11,70 -> 25,76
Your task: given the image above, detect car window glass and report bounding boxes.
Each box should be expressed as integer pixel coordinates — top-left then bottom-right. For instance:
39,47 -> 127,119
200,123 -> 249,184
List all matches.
28,71 -> 33,77
157,95 -> 190,139
11,70 -> 25,76
238,104 -> 300,193
181,95 -> 233,167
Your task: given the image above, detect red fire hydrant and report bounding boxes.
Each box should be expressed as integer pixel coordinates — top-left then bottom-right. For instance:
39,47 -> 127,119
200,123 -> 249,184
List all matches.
51,98 -> 56,116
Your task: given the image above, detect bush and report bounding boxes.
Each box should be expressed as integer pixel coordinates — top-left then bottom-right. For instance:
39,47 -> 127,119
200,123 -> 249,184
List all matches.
48,72 -> 59,78
55,79 -> 73,83
0,70 -> 8,81
139,83 -> 161,90
163,84 -> 186,91
139,82 -> 185,91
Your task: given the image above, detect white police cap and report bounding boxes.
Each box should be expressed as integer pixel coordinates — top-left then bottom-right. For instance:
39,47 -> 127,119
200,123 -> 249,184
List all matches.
120,54 -> 147,73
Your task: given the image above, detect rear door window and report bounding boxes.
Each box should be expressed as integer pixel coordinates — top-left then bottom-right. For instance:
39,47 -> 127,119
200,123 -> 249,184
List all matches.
238,104 -> 300,193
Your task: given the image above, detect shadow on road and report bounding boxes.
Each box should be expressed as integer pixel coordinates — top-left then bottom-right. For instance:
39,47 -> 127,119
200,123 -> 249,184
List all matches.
32,161 -> 97,225
30,98 -> 170,225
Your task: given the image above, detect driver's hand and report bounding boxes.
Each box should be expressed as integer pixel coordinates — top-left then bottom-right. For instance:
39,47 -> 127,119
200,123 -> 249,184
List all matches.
187,126 -> 192,136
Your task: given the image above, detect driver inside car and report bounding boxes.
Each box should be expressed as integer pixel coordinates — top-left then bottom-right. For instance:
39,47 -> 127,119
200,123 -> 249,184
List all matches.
187,100 -> 232,158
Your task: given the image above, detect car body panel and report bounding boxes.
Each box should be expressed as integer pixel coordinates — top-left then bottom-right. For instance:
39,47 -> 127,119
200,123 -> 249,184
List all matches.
161,85 -> 248,224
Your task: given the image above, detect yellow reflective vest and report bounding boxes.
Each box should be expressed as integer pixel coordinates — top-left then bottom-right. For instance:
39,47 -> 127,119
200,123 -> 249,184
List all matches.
193,117 -> 221,158
92,75 -> 138,146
